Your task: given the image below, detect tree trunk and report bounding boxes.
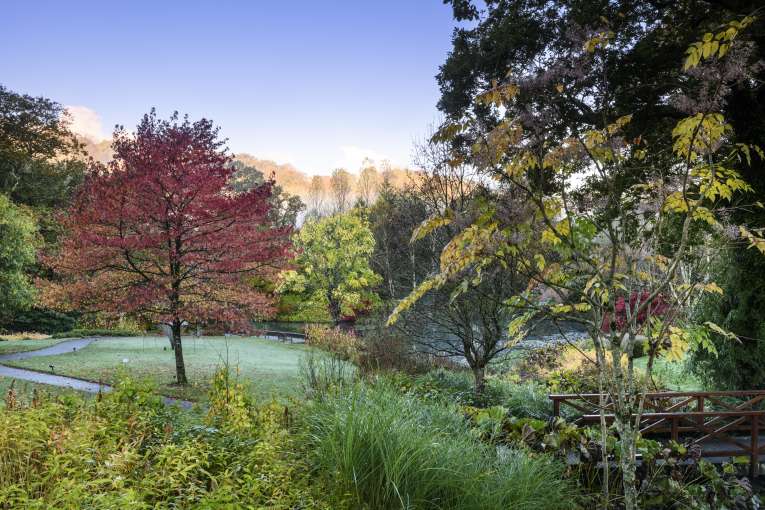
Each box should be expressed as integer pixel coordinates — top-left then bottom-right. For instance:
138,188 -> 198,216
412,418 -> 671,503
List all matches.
328,294 -> 342,326
171,319 -> 188,385
616,415 -> 638,510
472,365 -> 486,400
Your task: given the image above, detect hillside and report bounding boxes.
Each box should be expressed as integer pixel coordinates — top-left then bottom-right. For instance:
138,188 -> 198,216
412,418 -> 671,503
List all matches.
81,141 -> 413,203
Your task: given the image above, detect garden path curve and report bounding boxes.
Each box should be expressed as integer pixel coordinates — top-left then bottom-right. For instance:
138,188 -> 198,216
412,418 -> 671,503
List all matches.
0,337 -> 192,408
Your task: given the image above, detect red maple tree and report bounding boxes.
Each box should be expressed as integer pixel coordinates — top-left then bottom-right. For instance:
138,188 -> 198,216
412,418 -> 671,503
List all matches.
44,111 -> 292,384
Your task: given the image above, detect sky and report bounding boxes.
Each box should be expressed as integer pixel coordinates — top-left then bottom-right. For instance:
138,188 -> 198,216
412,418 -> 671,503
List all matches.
2,1 -> 460,175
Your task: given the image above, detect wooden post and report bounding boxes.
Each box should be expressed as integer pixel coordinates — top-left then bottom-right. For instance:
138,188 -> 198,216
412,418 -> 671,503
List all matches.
671,416 -> 679,442
752,414 -> 759,480
697,396 -> 704,427
553,398 -> 560,417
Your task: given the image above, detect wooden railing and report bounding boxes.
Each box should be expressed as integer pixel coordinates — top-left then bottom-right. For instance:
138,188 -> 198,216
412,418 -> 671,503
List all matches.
550,391 -> 765,478
256,330 -> 306,343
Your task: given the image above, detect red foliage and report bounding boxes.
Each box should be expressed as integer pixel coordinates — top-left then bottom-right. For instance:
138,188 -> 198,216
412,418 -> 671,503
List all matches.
601,291 -> 669,333
43,110 -> 292,329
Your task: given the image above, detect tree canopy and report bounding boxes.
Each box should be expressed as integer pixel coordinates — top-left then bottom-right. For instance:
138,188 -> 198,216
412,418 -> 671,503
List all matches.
0,194 -> 38,321
0,85 -> 86,211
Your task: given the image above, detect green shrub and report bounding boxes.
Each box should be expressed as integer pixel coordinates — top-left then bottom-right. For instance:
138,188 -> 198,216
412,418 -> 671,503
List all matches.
305,383 -> 575,510
398,369 -> 552,417
304,325 -> 360,362
503,380 -> 554,419
0,373 -> 342,509
405,368 -> 510,407
51,328 -> 144,339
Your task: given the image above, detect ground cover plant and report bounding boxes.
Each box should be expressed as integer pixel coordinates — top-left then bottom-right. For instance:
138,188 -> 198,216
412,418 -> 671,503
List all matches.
6,336 -> 309,402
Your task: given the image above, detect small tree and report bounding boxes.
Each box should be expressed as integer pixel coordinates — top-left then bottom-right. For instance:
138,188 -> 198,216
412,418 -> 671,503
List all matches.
391,18 -> 764,509
388,138 -> 530,396
330,168 -> 352,213
357,161 -> 379,206
44,111 -> 292,384
281,211 -> 380,325
307,175 -> 326,217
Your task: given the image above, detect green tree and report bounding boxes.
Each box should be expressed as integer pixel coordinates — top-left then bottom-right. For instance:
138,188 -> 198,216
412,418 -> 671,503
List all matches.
0,85 -> 86,212
368,182 -> 430,301
0,194 -> 38,321
281,211 -> 381,324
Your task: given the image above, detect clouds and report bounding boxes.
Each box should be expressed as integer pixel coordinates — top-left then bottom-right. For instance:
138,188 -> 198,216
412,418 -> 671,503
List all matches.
62,105 -> 408,175
65,105 -> 106,142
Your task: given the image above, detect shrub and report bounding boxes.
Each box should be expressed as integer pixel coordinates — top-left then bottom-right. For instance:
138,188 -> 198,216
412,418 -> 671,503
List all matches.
546,361 -> 664,395
51,328 -> 144,339
304,325 -> 360,362
503,380 -> 554,419
357,328 -> 459,375
399,369 -> 552,416
305,383 -> 575,510
0,308 -> 76,334
0,373 -> 342,509
0,332 -> 50,341
516,344 -> 567,379
461,409 -> 760,509
205,365 -> 256,432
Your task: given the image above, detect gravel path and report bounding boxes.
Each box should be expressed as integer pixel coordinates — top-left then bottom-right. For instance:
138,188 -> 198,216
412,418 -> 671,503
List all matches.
0,337 -> 192,408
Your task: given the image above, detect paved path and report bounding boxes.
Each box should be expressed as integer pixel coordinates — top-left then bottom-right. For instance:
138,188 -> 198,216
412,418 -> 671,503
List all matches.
0,337 -> 97,362
0,337 -> 192,408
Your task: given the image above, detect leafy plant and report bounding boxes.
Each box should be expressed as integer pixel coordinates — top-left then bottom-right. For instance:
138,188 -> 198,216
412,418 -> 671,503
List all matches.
0,372 -> 344,509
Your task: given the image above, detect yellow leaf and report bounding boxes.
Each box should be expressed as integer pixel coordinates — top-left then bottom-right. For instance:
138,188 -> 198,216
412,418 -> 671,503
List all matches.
703,282 -> 724,295
705,321 -> 738,340
411,210 -> 453,243
574,302 -> 591,312
534,253 -> 545,272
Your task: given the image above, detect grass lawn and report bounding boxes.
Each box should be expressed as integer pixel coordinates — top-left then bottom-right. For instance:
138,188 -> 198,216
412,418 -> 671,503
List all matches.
634,355 -> 703,392
6,335 -> 311,402
0,338 -> 64,355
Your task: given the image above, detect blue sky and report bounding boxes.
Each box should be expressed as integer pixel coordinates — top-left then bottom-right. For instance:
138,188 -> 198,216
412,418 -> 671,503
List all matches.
2,1 -> 459,174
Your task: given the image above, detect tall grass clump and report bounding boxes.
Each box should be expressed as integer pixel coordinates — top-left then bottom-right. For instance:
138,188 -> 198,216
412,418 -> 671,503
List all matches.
305,383 -> 576,510
300,348 -> 355,397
